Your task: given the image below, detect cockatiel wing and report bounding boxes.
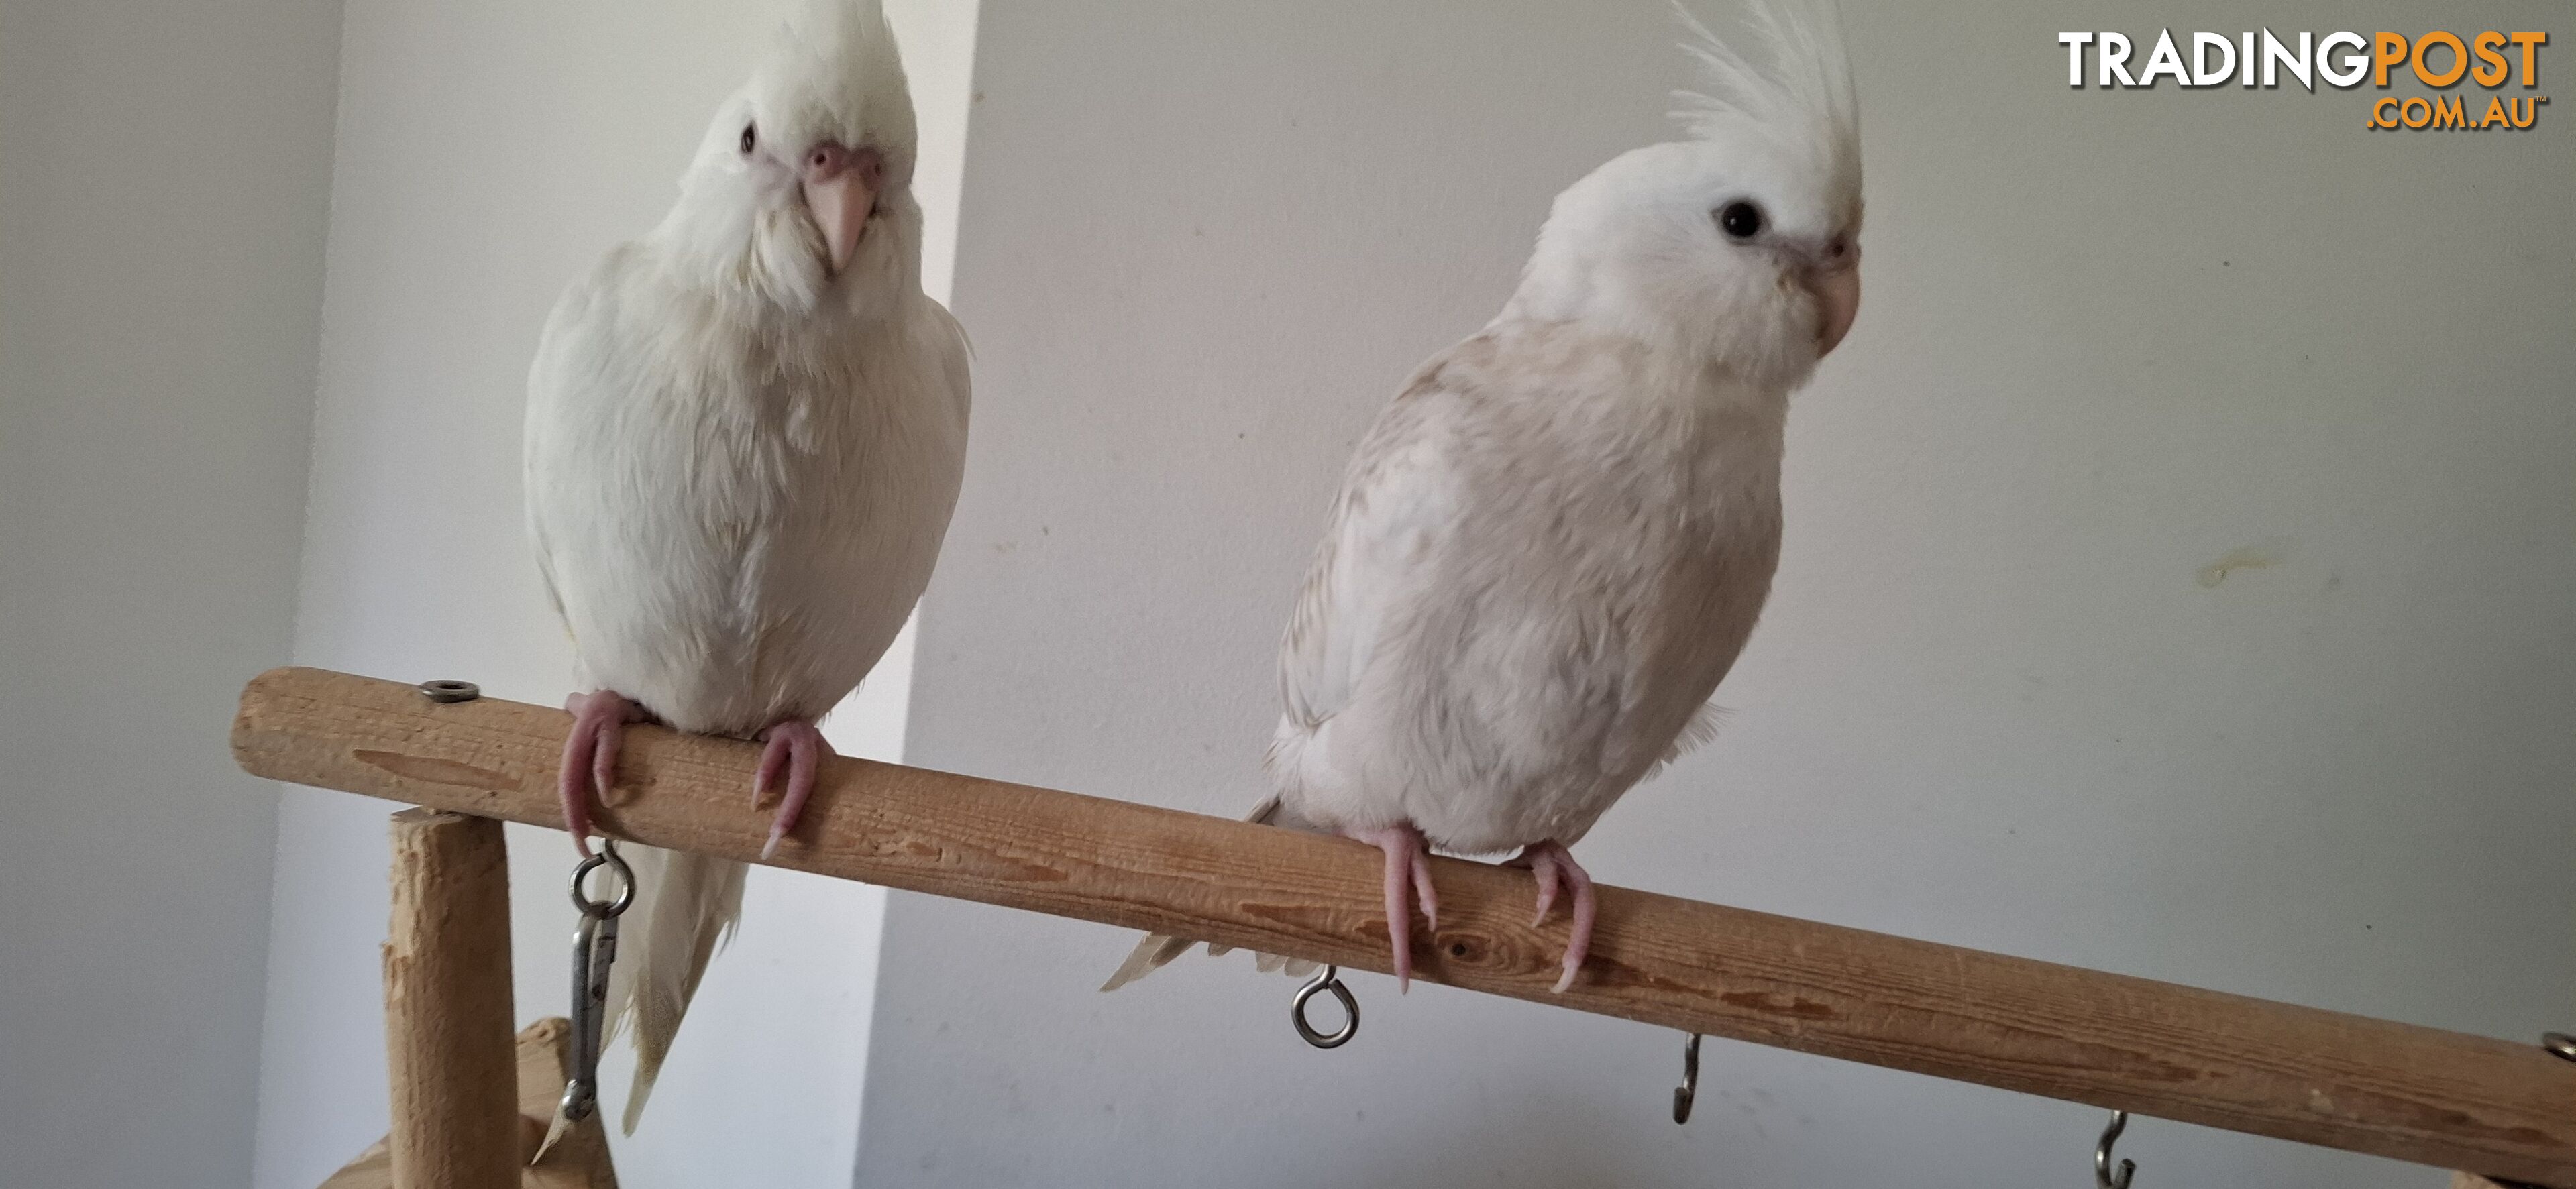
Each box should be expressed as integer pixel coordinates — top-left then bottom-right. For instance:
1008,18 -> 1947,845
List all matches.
920,298 -> 973,426
1099,367 -> 1473,993
522,266 -> 610,664
523,251 -> 700,699
1276,378 -> 1470,736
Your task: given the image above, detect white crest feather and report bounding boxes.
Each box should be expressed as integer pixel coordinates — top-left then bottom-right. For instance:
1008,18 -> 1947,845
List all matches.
1670,1 -> 1861,216
754,0 -> 919,180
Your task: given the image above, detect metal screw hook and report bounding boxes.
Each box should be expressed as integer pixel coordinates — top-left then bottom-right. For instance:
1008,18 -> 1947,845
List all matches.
1672,1032 -> 1703,1123
568,837 -> 637,916
1290,965 -> 1359,1049
2095,1110 -> 2136,1189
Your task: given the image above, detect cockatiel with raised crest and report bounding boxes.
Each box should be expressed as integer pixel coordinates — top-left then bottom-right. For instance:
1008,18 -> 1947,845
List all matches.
1108,1 -> 1860,995
524,0 -> 967,1131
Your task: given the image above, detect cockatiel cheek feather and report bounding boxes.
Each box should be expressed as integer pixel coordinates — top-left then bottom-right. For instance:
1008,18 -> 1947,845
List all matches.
660,0 -> 922,318
1517,0 -> 1862,392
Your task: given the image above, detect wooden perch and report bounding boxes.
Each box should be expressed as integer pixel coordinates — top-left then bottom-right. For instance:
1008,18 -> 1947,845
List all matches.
233,667 -> 2576,1187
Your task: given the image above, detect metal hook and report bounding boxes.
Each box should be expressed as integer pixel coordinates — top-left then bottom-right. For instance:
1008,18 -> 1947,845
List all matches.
568,838 -> 637,917
559,840 -> 634,1124
2095,1110 -> 2136,1189
1289,965 -> 1359,1048
1671,1032 -> 1703,1123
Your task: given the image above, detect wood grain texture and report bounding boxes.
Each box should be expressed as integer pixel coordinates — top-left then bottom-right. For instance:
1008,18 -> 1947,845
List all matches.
383,809 -> 519,1189
318,1019 -> 618,1189
237,667 -> 2576,1186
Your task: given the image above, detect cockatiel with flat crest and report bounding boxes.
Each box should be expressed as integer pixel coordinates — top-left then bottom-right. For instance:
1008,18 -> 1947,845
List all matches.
524,0 -> 967,1131
1108,1 -> 1860,995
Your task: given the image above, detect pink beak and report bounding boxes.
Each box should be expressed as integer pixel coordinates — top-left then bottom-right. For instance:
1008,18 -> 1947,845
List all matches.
800,144 -> 881,275
1803,245 -> 1861,358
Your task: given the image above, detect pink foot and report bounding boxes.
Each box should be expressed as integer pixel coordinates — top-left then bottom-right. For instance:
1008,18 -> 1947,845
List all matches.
559,691 -> 646,856
1511,840 -> 1596,993
753,719 -> 833,860
1346,823 -> 1437,992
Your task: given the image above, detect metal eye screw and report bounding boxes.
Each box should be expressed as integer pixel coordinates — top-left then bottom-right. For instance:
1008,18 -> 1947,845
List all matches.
1290,965 -> 1359,1049
569,841 -> 637,917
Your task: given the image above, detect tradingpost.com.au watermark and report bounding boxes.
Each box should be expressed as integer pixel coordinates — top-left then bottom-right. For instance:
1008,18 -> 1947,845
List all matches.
2057,29 -> 2550,130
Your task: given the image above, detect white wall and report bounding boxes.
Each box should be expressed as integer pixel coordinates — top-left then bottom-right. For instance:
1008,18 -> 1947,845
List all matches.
862,1 -> 2573,1186
0,1 -> 343,1186
249,3 -> 976,1187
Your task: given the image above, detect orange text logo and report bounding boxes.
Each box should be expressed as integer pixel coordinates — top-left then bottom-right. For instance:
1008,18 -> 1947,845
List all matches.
2056,29 -> 2550,131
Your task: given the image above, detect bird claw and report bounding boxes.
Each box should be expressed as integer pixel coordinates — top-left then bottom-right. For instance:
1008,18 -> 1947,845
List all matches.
754,720 -> 831,860
559,691 -> 644,856
1528,858 -> 1558,928
1513,841 -> 1595,993
1348,824 -> 1436,992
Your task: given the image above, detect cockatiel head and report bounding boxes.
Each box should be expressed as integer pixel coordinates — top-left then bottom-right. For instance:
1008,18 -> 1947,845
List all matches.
1515,1 -> 1862,392
658,0 -> 922,317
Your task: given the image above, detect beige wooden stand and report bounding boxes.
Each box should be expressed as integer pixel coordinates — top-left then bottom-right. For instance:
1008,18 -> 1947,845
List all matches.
316,809 -> 617,1189
382,809 -> 518,1189
235,667 -> 2574,1187
321,1017 -> 619,1189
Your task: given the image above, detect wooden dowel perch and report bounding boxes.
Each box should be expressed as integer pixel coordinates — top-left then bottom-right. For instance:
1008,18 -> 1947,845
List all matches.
382,809 -> 520,1189
234,667 -> 2576,1187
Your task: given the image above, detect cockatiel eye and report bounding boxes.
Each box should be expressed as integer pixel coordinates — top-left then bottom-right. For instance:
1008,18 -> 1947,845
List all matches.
739,123 -> 757,155
1716,201 -> 1764,239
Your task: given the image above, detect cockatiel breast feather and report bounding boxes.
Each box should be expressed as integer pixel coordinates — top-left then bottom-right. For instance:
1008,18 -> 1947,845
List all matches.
525,256 -> 968,739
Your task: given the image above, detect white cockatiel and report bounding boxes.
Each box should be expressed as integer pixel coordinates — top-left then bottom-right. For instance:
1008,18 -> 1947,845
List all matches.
1110,2 -> 1859,995
523,0 -> 967,1131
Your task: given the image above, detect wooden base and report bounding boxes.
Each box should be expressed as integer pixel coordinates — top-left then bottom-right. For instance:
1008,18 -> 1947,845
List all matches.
320,1018 -> 617,1189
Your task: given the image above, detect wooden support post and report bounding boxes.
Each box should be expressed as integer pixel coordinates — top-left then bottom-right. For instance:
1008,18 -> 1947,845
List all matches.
236,668 -> 2576,1187
384,809 -> 519,1189
319,1018 -> 620,1189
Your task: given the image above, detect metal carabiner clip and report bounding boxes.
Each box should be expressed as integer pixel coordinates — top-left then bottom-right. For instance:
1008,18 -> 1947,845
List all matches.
559,839 -> 635,1125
